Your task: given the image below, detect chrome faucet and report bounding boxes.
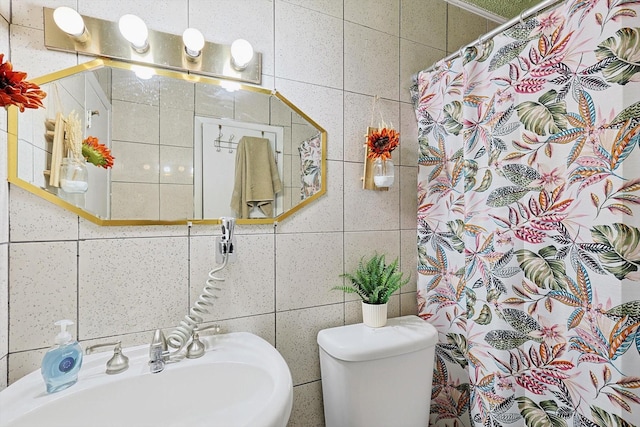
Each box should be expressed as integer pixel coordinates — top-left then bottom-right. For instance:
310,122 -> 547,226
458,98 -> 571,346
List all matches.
149,329 -> 169,373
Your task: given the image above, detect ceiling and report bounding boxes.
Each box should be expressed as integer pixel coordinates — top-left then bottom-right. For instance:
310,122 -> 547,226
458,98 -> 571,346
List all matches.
450,0 -> 543,21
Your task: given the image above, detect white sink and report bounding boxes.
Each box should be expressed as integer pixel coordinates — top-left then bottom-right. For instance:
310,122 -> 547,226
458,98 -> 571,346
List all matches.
0,332 -> 293,427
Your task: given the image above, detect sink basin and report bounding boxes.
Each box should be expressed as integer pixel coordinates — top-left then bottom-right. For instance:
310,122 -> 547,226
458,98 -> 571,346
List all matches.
0,332 -> 293,427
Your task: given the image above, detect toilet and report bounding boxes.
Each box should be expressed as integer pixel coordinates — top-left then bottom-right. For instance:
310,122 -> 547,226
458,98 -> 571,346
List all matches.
317,315 -> 438,427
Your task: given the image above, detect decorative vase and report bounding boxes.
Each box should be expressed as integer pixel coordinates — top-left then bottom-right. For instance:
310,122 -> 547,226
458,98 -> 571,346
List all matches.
362,302 -> 388,328
60,157 -> 89,194
373,158 -> 394,187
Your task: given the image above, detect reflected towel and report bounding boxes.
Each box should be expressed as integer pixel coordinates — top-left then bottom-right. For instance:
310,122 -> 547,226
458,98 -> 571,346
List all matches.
230,136 -> 283,218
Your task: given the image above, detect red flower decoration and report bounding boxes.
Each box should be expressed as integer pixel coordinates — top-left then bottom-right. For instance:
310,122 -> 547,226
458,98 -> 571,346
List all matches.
0,54 -> 46,112
82,136 -> 115,169
367,127 -> 400,160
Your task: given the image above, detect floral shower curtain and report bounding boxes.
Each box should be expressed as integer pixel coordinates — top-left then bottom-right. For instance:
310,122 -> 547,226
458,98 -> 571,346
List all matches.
412,0 -> 640,425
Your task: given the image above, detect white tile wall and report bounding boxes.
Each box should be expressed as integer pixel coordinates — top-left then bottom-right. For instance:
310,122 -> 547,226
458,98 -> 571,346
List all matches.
400,38 -> 447,105
281,0 -> 343,19
400,101 -> 419,165
400,165 -> 419,229
0,131 -> 7,244
345,0 -> 400,36
9,241 -> 78,352
0,355 -> 6,389
401,228 -> 419,287
276,304 -> 343,385
344,161 -> 400,231
0,244 -> 7,363
401,0 -> 448,49
275,1 -> 343,89
344,22 -> 399,100
0,0 -> 9,24
447,4 -> 492,53
9,187 -> 78,242
2,1 -> 493,425
78,237 -> 189,339
288,380 -> 326,427
275,232 -> 344,311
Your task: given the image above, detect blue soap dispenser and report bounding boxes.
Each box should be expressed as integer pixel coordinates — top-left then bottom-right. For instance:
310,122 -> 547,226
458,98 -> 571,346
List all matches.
41,319 -> 83,393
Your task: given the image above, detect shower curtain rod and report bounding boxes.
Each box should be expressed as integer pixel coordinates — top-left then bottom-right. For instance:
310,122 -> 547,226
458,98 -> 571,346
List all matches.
423,0 -> 566,73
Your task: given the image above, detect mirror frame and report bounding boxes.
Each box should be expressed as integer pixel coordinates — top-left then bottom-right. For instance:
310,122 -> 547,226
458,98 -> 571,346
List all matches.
7,59 -> 327,226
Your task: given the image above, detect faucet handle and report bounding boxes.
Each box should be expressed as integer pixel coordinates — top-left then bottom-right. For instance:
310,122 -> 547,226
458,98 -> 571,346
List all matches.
186,331 -> 205,359
186,324 -> 222,359
197,323 -> 222,334
86,341 -> 129,374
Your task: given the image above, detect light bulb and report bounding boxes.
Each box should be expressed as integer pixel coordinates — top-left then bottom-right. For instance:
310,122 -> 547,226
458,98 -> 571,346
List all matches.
182,28 -> 205,59
53,7 -> 88,42
230,39 -> 254,70
119,14 -> 149,52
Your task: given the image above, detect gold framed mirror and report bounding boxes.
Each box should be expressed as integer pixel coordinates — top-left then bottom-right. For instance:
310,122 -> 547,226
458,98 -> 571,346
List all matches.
7,59 -> 326,225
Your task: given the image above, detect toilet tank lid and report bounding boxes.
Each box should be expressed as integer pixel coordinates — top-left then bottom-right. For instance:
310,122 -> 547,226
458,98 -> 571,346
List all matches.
317,315 -> 438,362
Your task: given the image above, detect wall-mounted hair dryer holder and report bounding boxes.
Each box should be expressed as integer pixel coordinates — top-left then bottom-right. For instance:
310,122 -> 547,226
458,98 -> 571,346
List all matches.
215,236 -> 237,263
215,216 -> 237,263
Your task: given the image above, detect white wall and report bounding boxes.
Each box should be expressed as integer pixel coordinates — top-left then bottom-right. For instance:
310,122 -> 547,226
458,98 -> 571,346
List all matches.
1,1 -> 495,424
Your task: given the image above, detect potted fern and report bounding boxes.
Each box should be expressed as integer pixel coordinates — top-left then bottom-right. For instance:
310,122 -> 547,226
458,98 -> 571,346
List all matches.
333,253 -> 409,327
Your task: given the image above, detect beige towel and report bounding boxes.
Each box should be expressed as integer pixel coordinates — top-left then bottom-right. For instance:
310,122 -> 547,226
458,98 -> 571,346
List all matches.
230,136 -> 283,218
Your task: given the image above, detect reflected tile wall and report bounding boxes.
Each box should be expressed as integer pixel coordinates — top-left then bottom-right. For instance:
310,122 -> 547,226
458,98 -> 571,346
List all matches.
112,100 -> 159,145
111,140 -> 160,183
110,182 -> 159,219
160,107 -> 194,148
160,184 -> 193,221
3,6 -> 494,427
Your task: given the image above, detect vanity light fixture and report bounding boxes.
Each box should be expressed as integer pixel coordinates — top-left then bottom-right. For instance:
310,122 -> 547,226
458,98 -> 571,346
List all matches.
230,39 -> 254,71
182,28 -> 205,60
43,7 -> 262,84
118,14 -> 149,53
52,7 -> 89,43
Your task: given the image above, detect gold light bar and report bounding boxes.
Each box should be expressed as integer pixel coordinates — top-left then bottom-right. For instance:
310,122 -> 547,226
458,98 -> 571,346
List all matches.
43,7 -> 262,85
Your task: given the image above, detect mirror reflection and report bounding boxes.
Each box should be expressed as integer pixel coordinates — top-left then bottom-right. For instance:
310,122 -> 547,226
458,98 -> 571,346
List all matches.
9,59 -> 326,225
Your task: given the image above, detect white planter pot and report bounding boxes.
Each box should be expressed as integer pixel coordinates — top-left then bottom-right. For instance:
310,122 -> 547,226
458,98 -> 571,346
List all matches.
362,302 -> 388,328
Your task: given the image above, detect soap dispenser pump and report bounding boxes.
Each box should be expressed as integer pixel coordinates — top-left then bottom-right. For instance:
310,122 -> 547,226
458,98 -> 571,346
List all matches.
41,319 -> 83,393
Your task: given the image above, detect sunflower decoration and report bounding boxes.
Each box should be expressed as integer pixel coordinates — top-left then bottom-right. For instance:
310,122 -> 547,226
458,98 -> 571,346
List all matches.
0,54 -> 46,112
367,127 -> 400,160
82,136 -> 115,169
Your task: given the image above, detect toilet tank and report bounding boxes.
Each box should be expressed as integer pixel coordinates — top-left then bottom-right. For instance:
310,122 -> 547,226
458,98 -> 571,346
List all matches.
317,315 -> 438,427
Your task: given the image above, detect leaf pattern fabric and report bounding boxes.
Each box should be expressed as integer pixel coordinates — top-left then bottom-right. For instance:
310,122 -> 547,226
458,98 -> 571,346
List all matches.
411,1 -> 640,425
